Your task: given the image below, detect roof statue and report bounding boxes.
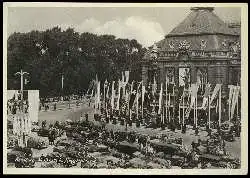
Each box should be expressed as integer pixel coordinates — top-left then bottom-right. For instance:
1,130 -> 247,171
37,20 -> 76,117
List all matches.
200,40 -> 207,50
169,41 -> 175,50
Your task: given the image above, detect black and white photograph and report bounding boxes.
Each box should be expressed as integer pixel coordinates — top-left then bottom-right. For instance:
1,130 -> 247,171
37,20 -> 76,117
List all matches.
3,2 -> 248,175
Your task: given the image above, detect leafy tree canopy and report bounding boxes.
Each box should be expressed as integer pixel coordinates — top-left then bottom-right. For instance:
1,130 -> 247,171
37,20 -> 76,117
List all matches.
7,27 -> 146,98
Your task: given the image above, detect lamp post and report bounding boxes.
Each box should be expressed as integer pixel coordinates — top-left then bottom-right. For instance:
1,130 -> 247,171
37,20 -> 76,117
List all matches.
15,69 -> 29,101
15,69 -> 29,148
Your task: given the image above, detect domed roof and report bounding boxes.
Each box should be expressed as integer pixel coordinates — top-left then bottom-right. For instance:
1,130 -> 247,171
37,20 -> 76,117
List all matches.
142,7 -> 241,59
167,7 -> 238,37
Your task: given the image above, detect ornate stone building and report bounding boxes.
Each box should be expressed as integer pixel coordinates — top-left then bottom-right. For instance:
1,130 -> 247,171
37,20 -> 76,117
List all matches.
131,7 -> 241,96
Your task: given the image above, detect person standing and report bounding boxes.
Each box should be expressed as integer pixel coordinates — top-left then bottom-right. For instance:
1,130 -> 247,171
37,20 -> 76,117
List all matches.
195,127 -> 199,136
85,113 -> 89,122
53,102 -> 57,111
207,127 -> 212,137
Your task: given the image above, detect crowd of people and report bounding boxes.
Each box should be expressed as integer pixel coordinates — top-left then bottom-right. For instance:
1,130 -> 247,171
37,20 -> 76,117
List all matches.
7,88 -> 241,169
7,99 -> 29,115
7,110 -> 239,169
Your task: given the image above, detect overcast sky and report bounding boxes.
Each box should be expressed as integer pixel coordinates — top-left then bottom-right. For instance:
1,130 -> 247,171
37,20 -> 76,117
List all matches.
7,7 -> 241,47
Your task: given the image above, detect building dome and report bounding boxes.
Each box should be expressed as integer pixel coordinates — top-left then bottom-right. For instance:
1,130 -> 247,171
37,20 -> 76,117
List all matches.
154,7 -> 240,52
167,7 -> 236,36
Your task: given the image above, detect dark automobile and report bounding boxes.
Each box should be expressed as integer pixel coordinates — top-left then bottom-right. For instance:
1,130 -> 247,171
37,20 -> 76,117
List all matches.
150,140 -> 185,156
115,141 -> 140,155
37,129 -> 50,137
150,140 -> 187,167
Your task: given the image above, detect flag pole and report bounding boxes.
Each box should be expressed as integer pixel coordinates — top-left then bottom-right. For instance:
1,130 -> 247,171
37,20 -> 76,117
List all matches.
142,85 -> 144,119
182,93 -> 184,125
136,90 -> 139,121
168,93 -> 171,122
229,87 -> 231,122
179,95 -> 181,126
193,97 -> 196,127
236,86 -> 239,121
196,90 -> 198,128
219,85 -> 221,127
208,93 -> 211,129
166,79 -> 168,124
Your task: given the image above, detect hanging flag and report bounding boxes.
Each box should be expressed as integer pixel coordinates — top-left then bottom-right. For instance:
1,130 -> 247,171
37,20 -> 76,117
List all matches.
125,89 -> 130,112
111,81 -> 115,110
125,71 -> 130,84
142,85 -> 146,109
185,84 -> 198,118
230,86 -> 240,120
228,85 -> 234,109
116,80 -> 121,110
106,82 -> 110,98
129,86 -> 136,111
28,90 -> 39,123
215,99 -> 218,113
136,90 -> 139,119
95,74 -> 98,83
128,81 -> 134,108
13,115 -> 17,135
210,84 -> 222,104
201,83 -> 211,109
228,85 -> 234,121
130,81 -> 134,94
158,83 -> 163,114
136,82 -> 142,118
152,76 -> 157,95
165,75 -> 168,120
190,83 -> 198,107
97,81 -> 101,109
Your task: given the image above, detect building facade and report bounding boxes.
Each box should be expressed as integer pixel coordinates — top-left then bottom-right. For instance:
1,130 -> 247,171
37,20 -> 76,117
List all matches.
132,7 -> 241,96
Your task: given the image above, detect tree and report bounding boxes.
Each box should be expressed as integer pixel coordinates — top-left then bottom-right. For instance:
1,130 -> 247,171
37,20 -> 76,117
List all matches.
7,27 -> 146,98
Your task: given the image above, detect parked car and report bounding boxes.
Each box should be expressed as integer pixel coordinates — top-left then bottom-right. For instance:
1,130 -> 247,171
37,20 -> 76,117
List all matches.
37,128 -> 50,137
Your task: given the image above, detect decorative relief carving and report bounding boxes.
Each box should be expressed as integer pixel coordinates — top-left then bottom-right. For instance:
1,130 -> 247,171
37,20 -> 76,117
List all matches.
200,40 -> 207,50
169,41 -> 175,50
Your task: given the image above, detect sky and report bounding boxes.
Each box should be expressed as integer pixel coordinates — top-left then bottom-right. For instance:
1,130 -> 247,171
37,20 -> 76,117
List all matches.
7,6 -> 241,47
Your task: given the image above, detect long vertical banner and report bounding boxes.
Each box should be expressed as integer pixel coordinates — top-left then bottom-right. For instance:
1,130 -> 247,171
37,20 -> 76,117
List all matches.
111,81 -> 115,110
158,83 -> 163,114
230,86 -> 240,121
28,90 -> 39,123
